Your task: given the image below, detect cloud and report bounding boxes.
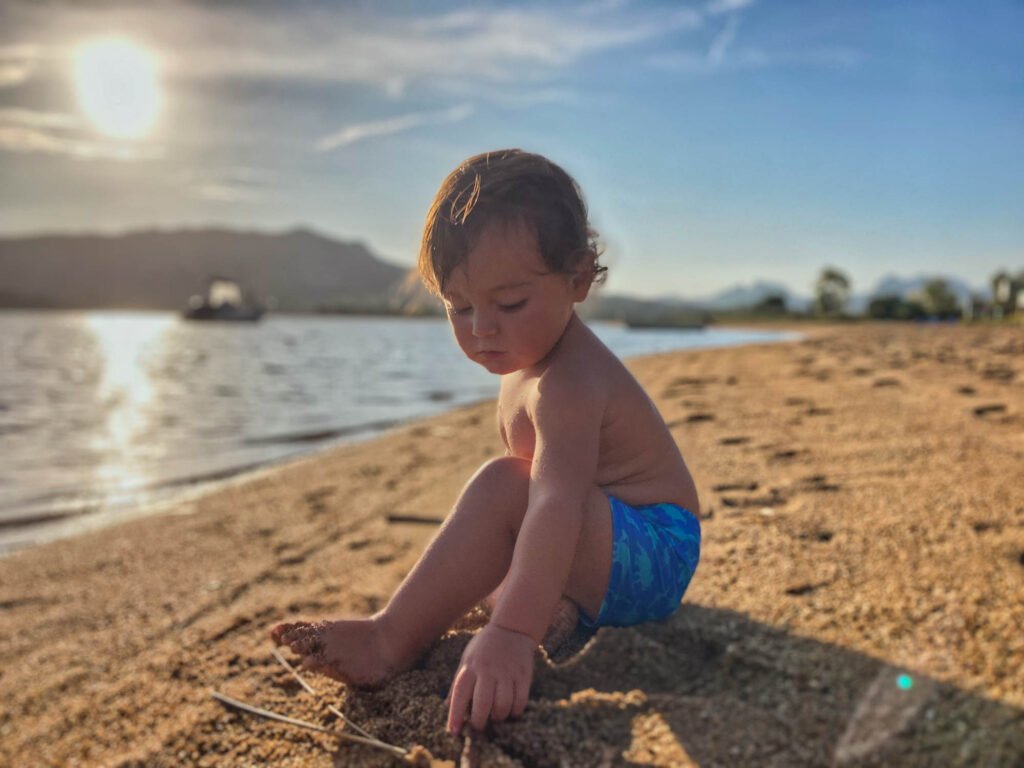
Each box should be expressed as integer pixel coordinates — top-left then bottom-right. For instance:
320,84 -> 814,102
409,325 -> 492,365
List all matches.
315,104 -> 475,152
708,15 -> 739,67
648,45 -> 862,75
0,107 -> 79,129
0,44 -> 41,88
706,0 -> 756,15
0,1 -> 704,95
0,107 -> 160,160
186,166 -> 275,202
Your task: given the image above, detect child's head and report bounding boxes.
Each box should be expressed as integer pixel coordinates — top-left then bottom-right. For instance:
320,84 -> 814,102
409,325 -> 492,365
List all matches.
418,149 -> 607,298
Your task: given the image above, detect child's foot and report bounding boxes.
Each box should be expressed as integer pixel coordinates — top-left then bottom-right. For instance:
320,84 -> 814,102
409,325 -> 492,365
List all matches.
270,618 -> 403,688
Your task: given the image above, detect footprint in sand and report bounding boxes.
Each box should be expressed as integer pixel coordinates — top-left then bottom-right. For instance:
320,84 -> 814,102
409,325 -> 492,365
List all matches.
873,377 -> 901,387
685,412 -> 715,423
712,481 -> 759,492
957,386 -> 976,396
769,448 -> 806,461
973,403 -> 1007,418
303,485 -> 337,517
799,474 -> 841,492
719,436 -> 751,446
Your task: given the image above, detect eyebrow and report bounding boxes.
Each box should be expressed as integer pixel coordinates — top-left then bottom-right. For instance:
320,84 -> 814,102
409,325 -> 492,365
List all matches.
443,281 -> 531,301
489,281 -> 532,292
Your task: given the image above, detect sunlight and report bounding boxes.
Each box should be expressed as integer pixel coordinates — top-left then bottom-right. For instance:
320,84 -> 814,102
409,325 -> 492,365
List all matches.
73,38 -> 161,139
83,313 -> 175,491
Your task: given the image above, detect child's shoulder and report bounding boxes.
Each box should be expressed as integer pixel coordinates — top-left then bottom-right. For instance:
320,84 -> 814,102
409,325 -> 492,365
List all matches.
530,330 -> 616,408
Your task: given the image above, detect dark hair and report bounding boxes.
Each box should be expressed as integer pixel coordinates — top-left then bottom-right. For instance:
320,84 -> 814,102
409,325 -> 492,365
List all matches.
418,149 -> 607,296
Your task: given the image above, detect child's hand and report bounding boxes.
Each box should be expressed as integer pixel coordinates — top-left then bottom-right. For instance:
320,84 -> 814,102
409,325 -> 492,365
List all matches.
447,622 -> 535,734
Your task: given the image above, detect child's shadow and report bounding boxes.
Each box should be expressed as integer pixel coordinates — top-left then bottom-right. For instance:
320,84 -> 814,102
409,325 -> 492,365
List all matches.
345,605 -> 1024,766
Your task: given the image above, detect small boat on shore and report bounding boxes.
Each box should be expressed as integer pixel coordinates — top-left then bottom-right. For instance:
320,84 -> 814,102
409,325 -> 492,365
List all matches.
624,311 -> 707,330
183,277 -> 264,322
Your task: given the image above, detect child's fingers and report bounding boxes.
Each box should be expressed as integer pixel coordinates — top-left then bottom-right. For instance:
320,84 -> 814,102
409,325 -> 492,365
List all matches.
447,667 -> 475,735
469,677 -> 495,732
511,679 -> 529,718
490,678 -> 514,722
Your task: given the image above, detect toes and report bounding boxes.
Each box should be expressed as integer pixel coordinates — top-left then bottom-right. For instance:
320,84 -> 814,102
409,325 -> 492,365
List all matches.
281,624 -> 326,656
271,620 -> 313,645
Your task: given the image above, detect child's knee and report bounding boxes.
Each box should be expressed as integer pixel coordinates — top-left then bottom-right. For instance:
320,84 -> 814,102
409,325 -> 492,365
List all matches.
472,455 -> 531,494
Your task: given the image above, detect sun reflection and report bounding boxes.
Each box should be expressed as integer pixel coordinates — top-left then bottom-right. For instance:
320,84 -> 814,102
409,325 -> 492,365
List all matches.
83,312 -> 175,493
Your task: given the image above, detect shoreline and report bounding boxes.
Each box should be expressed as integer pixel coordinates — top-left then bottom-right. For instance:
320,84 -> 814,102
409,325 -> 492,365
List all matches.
0,327 -> 804,559
1,323 -> 1021,766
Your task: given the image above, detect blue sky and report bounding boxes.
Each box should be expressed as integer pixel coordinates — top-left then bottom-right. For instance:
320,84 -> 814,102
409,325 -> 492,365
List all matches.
1,0 -> 1021,299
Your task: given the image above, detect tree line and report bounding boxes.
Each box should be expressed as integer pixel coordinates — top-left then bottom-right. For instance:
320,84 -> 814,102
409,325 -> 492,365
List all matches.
744,267 -> 1022,321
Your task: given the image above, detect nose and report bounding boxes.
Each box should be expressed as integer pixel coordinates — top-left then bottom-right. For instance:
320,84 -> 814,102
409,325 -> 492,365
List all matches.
472,308 -> 498,338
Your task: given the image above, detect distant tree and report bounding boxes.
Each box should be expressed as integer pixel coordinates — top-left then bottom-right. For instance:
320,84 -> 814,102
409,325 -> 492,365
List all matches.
753,293 -> 787,315
867,294 -> 902,320
920,278 -> 961,319
867,294 -> 926,320
814,267 -> 851,315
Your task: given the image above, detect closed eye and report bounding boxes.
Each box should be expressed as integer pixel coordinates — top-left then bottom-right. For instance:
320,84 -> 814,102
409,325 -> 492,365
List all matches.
447,305 -> 472,317
498,299 -> 527,313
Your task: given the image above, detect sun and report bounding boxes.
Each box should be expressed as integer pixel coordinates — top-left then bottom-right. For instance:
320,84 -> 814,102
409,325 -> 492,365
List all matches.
73,38 -> 161,139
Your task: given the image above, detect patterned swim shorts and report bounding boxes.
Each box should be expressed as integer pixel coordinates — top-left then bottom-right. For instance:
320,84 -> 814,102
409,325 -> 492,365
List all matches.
580,495 -> 701,628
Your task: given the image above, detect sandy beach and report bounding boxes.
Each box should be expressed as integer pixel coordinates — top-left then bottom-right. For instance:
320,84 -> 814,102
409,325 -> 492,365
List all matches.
1,323 -> 1021,767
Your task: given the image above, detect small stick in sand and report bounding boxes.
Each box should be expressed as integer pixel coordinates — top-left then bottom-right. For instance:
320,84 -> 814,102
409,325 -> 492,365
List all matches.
270,646 -> 377,741
211,690 -> 408,760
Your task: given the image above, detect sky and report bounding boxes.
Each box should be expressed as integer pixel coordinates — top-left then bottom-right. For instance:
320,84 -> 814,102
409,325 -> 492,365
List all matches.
0,0 -> 1021,300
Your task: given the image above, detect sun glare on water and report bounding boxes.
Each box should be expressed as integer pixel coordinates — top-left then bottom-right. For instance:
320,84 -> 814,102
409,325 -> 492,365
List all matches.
73,38 -> 161,139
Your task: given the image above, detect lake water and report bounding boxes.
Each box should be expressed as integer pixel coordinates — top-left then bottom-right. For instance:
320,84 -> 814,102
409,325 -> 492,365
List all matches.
0,311 -> 797,555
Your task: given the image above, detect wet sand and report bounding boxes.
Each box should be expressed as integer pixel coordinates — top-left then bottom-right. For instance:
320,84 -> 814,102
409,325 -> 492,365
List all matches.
1,323 -> 1022,767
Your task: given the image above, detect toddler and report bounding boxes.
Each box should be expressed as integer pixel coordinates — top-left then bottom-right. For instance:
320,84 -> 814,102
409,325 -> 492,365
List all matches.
272,149 -> 701,735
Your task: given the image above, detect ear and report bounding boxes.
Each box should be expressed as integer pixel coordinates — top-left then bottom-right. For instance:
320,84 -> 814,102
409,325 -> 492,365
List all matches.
569,253 -> 596,302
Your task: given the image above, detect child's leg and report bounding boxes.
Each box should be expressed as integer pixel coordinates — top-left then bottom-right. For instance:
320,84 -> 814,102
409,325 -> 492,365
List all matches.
272,456 -> 612,686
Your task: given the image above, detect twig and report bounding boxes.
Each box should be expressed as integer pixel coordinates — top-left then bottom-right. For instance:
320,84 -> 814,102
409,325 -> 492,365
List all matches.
460,727 -> 481,768
270,647 -> 377,741
211,691 -> 408,759
386,514 -> 444,525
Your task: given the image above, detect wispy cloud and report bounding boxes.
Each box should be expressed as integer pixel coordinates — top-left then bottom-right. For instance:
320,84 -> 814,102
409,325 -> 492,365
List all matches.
0,44 -> 41,88
0,107 -> 159,160
0,1 -> 704,95
315,104 -> 474,152
187,166 -> 275,202
648,45 -> 862,75
706,0 -> 757,16
708,15 -> 739,67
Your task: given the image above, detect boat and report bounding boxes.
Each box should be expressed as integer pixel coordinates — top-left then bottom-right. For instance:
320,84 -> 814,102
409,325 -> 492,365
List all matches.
183,277 -> 265,322
623,311 -> 707,330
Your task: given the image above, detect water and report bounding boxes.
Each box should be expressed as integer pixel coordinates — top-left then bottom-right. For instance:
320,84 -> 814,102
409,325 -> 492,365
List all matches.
0,311 -> 796,555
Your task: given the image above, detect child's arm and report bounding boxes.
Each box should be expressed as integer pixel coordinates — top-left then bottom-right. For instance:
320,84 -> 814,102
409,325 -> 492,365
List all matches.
447,373 -> 604,733
489,374 -> 605,640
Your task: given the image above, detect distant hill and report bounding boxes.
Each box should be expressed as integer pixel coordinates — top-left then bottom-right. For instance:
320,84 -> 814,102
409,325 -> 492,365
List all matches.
686,280 -> 812,312
0,227 -> 411,312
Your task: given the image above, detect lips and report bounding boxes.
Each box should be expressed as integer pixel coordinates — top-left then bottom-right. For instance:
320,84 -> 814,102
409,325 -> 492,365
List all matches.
478,350 -> 504,360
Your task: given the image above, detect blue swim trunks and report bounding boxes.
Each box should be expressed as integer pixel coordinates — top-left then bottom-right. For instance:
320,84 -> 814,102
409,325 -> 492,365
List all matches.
580,496 -> 701,628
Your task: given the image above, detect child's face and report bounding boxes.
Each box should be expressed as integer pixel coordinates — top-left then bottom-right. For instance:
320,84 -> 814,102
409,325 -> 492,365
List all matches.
441,219 -> 590,375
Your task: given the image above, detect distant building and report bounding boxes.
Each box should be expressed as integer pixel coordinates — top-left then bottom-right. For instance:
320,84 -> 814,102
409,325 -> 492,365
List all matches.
992,270 -> 1024,319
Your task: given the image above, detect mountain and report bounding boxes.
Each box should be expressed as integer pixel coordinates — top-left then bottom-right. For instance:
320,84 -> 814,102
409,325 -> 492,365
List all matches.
680,280 -> 812,312
0,226 -> 411,313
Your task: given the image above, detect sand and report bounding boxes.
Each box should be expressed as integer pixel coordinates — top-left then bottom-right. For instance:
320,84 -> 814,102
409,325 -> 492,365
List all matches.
0,323 -> 1021,767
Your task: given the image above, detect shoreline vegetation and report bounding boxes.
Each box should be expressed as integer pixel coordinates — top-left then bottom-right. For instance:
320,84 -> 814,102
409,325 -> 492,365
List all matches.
1,323 -> 1021,765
